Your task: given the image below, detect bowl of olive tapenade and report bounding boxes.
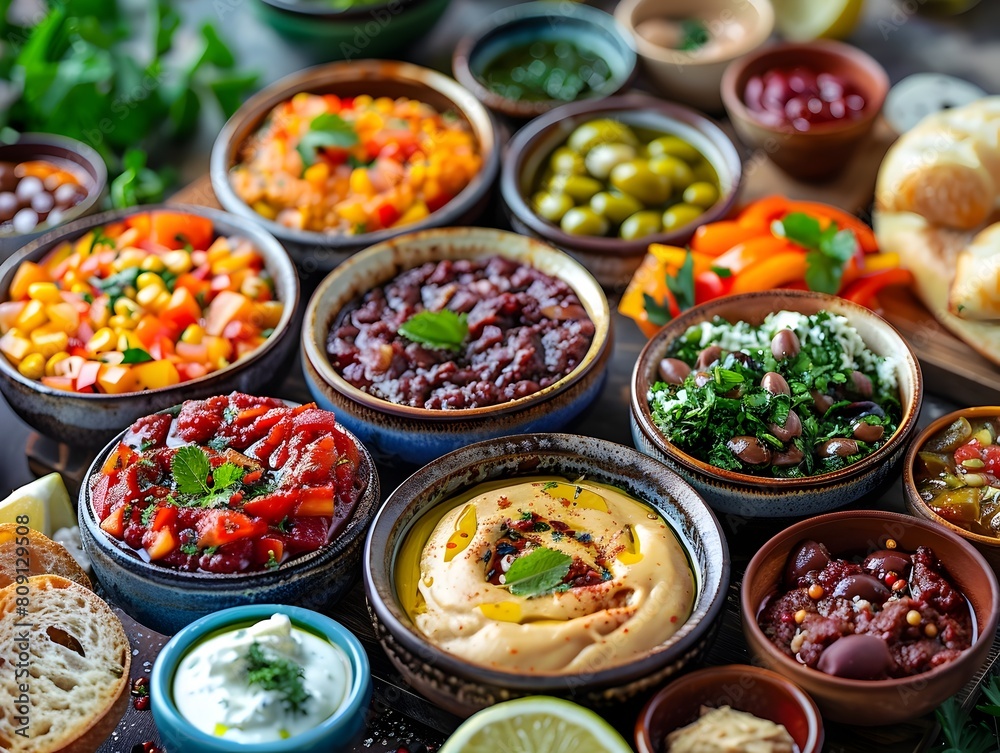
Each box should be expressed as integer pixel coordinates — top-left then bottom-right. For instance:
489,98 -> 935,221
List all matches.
501,95 -> 741,287
631,290 -> 923,517
904,406 -> 1000,576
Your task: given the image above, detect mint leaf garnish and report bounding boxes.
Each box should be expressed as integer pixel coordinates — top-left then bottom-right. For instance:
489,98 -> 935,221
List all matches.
297,112 -> 359,168
172,445 -> 211,496
503,546 -> 572,598
398,310 -> 469,351
773,212 -> 860,295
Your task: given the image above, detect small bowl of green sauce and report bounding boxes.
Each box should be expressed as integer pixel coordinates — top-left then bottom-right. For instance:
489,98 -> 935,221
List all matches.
453,2 -> 638,119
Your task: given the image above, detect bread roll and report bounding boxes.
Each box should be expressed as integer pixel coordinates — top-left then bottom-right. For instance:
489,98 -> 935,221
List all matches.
0,525 -> 91,591
0,576 -> 130,753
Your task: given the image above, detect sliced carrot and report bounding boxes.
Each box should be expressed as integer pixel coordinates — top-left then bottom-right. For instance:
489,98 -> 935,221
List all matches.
691,221 -> 767,257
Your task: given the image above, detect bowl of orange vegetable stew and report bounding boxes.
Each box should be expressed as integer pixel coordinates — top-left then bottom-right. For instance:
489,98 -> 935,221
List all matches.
619,195 -> 915,338
79,392 -> 379,634
0,205 -> 299,446
211,60 -> 500,272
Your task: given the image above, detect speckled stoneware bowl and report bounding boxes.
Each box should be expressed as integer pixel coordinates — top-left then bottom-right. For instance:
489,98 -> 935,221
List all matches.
630,290 -> 923,517
211,60 -> 499,272
301,227 -> 613,466
452,2 -> 637,119
79,404 -> 379,635
741,510 -> 999,725
151,604 -> 372,753
0,133 -> 107,259
903,406 -> 1000,577
363,433 -> 730,718
501,94 -> 742,289
0,204 -> 299,447
634,665 -> 823,753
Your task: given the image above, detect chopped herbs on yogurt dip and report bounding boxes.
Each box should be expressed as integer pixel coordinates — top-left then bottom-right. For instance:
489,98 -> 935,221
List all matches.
648,311 -> 900,477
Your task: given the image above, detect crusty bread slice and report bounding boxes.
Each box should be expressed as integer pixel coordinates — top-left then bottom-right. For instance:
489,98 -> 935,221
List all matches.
0,575 -> 130,753
0,525 -> 91,591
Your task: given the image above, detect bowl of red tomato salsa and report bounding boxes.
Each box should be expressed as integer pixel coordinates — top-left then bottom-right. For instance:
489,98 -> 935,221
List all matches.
0,205 -> 299,446
79,392 -> 380,635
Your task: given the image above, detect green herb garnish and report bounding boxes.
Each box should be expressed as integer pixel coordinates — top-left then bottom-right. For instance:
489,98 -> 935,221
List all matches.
503,546 -> 572,598
121,348 -> 153,364
679,19 -> 710,52
297,112 -> 359,168
398,310 -> 469,351
773,212 -> 858,295
180,541 -> 200,556
245,642 -> 310,715
141,505 -> 157,527
643,252 -> 697,326
171,446 -> 244,507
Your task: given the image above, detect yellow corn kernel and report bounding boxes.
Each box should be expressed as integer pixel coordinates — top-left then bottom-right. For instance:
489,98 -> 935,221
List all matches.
17,353 -> 45,380
135,285 -> 163,310
117,332 -> 144,352
69,282 -> 91,296
15,300 -> 48,332
29,326 -> 69,359
113,297 -> 141,320
44,352 -> 70,376
397,201 -> 429,226
303,162 -> 329,185
251,202 -> 277,220
136,272 -> 165,290
108,314 -> 138,331
0,331 -> 33,364
163,250 -> 193,275
140,255 -> 166,273
180,324 -> 205,345
349,168 -> 375,196
152,290 -> 173,313
61,269 -> 80,287
27,282 -> 63,304
205,237 -> 231,264
110,248 -> 147,273
335,200 -> 368,226
86,327 -> 117,354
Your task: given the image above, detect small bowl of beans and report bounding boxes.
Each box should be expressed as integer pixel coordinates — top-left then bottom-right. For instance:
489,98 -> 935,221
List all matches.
721,41 -> 889,181
0,133 -> 106,258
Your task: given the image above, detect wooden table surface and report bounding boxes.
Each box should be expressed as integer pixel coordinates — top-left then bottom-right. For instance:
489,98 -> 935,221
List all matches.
3,1 -> 1000,752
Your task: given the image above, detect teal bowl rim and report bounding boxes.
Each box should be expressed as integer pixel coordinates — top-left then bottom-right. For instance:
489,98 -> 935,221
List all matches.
151,604 -> 371,752
259,0 -> 438,21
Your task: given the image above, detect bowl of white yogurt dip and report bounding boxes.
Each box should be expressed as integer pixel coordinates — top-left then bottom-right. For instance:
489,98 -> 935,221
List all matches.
151,604 -> 371,753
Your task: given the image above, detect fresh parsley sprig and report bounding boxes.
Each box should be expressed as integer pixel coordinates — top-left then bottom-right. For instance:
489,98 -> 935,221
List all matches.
171,446 -> 244,508
245,642 -> 310,715
772,212 -> 858,295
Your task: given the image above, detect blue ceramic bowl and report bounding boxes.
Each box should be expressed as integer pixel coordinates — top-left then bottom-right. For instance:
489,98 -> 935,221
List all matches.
363,433 -> 730,717
630,290 -> 923,517
151,604 -> 372,753
452,2 -> 637,119
0,204 -> 299,447
301,227 -> 613,466
78,403 -> 380,634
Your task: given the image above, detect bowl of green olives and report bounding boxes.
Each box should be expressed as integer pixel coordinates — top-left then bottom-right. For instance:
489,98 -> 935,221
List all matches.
501,95 -> 742,288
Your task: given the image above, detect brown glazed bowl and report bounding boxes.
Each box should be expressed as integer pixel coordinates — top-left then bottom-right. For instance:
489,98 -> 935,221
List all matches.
634,665 -> 824,753
741,510 -> 999,726
211,60 -> 499,273
630,290 -> 923,517
501,94 -> 742,289
301,227 -> 612,466
0,133 -> 107,259
721,40 -> 889,181
363,433 -> 730,717
0,205 -> 299,447
904,406 -> 1000,577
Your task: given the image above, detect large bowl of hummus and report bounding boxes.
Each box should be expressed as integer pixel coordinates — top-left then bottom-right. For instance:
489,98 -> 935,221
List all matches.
363,433 -> 730,717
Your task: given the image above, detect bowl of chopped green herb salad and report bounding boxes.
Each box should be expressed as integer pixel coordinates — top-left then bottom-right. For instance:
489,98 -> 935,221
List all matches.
630,290 -> 923,517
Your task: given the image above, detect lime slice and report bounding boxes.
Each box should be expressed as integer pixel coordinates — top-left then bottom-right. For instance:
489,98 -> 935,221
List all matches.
439,696 -> 633,753
0,473 -> 76,536
772,0 -> 864,41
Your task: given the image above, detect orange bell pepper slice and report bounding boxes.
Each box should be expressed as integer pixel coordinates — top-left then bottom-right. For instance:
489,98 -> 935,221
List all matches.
149,211 -> 214,251
691,221 -> 767,257
783,200 -> 878,254
737,195 -> 791,232
730,252 -> 809,295
712,236 -> 799,276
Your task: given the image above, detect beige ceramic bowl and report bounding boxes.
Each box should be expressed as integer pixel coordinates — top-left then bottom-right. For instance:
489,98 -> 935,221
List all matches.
903,406 -> 1000,577
615,0 -> 775,112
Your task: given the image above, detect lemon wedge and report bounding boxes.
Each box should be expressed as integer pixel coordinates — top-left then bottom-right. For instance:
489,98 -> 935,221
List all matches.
439,696 -> 633,753
0,473 -> 76,536
772,0 -> 864,41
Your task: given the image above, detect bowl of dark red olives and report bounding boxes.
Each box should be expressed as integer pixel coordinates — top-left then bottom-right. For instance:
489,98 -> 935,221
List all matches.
741,509 -> 998,725
721,40 -> 889,181
0,134 -> 106,257
904,406 -> 1000,576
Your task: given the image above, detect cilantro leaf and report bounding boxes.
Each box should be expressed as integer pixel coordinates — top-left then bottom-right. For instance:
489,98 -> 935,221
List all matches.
666,252 -> 696,312
121,348 -> 153,364
297,112 -> 359,168
711,265 -> 733,279
398,310 -> 469,351
245,642 -> 310,715
172,446 -> 211,496
804,250 -> 842,294
211,462 -> 244,491
503,547 -> 572,597
774,212 -> 860,295
643,293 -> 672,326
